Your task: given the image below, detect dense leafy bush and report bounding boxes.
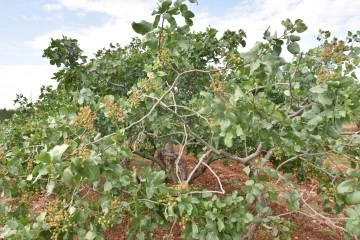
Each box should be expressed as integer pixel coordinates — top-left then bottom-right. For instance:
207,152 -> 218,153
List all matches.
1,1 -> 360,239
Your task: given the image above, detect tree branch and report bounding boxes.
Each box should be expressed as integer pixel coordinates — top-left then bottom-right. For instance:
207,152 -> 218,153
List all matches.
132,150 -> 166,171
341,131 -> 360,135
143,94 -> 263,165
186,149 -> 212,184
288,102 -> 316,118
124,69 -> 224,131
187,156 -> 215,184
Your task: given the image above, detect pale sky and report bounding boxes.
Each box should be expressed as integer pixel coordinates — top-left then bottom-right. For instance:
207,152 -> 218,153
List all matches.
1,0 -> 359,109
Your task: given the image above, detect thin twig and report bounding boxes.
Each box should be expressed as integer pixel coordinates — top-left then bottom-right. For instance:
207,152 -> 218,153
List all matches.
186,149 -> 212,184
200,160 -> 225,194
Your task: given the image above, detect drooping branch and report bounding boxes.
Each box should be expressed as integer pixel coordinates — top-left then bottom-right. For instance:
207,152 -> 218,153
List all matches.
167,104 -> 263,164
143,94 -> 264,165
89,69 -> 225,145
275,150 -> 335,172
186,149 -> 213,184
219,143 -> 263,165
187,155 -> 215,184
288,102 -> 316,118
92,69 -> 127,89
245,83 -> 290,95
132,150 -> 166,171
124,68 -> 225,131
276,173 -> 349,234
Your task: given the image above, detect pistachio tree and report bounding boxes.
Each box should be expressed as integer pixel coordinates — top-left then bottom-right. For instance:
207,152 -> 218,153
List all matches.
1,0 -> 360,239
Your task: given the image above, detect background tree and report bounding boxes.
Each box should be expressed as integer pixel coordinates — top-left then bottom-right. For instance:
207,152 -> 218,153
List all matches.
0,108 -> 15,122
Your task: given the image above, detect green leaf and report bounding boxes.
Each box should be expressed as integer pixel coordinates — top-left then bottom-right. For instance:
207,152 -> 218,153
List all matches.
318,94 -> 332,106
338,76 -> 354,88
179,3 -> 188,12
178,203 -> 185,215
281,18 -> 293,30
182,10 -> 195,19
346,168 -> 359,178
36,212 -> 47,222
159,0 -> 172,13
217,218 -> 225,232
289,35 -> 301,42
59,107 -> 68,115
146,186 -> 155,199
85,231 -> 97,240
245,180 -> 254,186
224,132 -> 234,148
200,91 -> 212,100
8,220 -> 19,228
205,211 -> 216,221
104,181 -> 113,192
250,60 -> 261,75
153,15 -> 161,28
220,118 -> 231,132
12,146 -> 21,154
285,192 -> 301,210
310,86 -> 326,94
271,111 -> 283,122
142,32 -> 158,50
243,166 -> 251,175
121,147 -> 132,158
49,144 -> 69,162
137,232 -> 145,240
212,99 -> 226,114
144,200 -> 154,209
62,168 -> 74,184
337,180 -> 355,193
39,165 -> 49,176
206,232 -> 219,240
163,13 -> 177,26
79,161 -> 100,183
346,208 -> 358,218
132,20 -> 153,35
26,174 -> 33,181
270,170 -> 279,180
192,220 -> 199,238
246,193 -> 255,203
287,42 -> 300,54
347,191 -> 360,205
202,192 -> 212,198
235,125 -> 244,138
178,25 -> 190,34
234,86 -> 244,99
46,180 -> 56,195
295,19 -> 308,33
328,126 -> 340,140
273,45 -> 282,55
244,212 -> 254,223
185,18 -> 193,26
38,151 -> 51,164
